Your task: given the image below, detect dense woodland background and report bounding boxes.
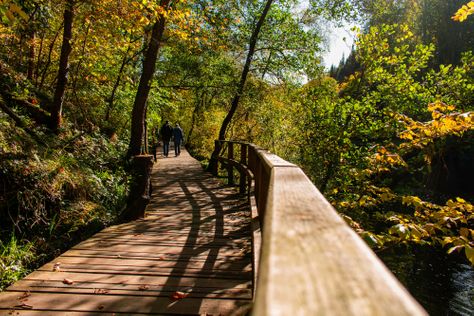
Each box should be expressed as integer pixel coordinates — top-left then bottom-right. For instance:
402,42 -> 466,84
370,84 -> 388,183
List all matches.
0,0 -> 473,290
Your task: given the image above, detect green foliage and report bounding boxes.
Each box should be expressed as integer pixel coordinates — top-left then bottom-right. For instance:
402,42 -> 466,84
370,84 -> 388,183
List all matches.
236,22 -> 474,265
316,23 -> 474,262
0,119 -> 129,236
0,234 -> 35,290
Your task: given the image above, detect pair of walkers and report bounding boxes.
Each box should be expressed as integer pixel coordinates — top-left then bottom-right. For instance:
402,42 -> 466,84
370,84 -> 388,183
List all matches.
159,121 -> 184,158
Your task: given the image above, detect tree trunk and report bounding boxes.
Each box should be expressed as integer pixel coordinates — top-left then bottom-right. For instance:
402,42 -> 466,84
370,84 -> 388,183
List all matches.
207,0 -> 274,173
105,41 -> 143,123
27,31 -> 35,80
144,106 -> 148,154
127,1 -> 169,157
34,32 -> 45,84
49,0 -> 74,131
38,24 -> 62,89
120,155 -> 154,221
105,46 -> 131,122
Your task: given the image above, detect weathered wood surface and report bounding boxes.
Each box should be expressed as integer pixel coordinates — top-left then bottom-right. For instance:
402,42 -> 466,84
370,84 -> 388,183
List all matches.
0,148 -> 253,315
253,166 -> 427,316
215,140 -> 427,316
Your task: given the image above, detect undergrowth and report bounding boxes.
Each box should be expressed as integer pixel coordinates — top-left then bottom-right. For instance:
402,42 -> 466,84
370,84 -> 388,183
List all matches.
0,112 -> 129,290
0,235 -> 35,290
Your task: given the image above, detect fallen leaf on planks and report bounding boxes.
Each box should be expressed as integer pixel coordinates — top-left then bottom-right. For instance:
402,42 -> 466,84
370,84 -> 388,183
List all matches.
53,262 -> 61,272
62,278 -> 74,285
14,303 -> 33,309
170,291 -> 189,300
17,291 -> 30,301
94,288 -> 110,294
138,284 -> 150,290
98,305 -> 105,310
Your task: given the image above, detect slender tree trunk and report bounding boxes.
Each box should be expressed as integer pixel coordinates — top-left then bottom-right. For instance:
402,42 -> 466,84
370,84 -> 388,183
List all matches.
49,0 -> 74,131
106,49 -> 131,122
27,31 -> 35,80
105,41 -> 144,122
207,0 -> 274,173
71,24 -> 90,97
127,0 -> 169,157
38,24 -> 62,89
34,32 -> 45,84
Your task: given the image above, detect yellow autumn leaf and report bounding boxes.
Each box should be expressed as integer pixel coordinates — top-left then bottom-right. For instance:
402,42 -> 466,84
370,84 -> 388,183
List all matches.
460,227 -> 469,238
380,193 -> 392,202
452,1 -> 474,22
465,245 -> 474,265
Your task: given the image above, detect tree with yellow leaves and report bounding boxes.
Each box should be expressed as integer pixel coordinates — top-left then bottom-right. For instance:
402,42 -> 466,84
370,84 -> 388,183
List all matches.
452,1 -> 474,21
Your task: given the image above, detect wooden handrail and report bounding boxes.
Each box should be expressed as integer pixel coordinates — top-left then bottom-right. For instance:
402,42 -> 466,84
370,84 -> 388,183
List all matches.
215,140 -> 427,316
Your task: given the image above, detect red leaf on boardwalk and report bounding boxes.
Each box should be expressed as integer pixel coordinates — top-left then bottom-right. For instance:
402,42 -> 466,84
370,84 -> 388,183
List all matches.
62,278 -> 74,285
170,291 -> 188,300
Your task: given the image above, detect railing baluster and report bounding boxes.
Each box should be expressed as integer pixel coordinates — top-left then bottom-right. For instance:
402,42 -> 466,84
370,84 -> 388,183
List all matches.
212,140 -> 219,176
227,142 -> 234,185
239,143 -> 247,194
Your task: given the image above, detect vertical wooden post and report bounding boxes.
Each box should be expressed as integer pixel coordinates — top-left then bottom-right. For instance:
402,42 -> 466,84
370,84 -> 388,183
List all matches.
211,140 -> 219,176
239,143 -> 247,193
227,142 -> 234,185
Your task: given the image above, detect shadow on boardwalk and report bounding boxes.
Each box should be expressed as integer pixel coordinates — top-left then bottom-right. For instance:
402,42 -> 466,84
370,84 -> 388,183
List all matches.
0,149 -> 253,315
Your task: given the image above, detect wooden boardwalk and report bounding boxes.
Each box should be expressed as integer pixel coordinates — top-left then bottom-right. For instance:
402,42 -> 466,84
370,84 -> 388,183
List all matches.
0,149 -> 253,315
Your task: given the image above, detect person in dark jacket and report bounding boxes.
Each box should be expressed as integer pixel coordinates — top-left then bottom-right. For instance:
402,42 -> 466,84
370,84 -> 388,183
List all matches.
159,120 -> 173,157
173,123 -> 184,156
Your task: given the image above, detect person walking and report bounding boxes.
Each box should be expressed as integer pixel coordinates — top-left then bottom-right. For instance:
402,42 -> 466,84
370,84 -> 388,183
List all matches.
159,120 -> 173,157
173,123 -> 184,156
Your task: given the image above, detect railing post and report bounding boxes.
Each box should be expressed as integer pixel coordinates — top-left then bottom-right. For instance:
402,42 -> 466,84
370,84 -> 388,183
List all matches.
239,143 -> 247,194
211,140 -> 219,176
227,142 -> 234,185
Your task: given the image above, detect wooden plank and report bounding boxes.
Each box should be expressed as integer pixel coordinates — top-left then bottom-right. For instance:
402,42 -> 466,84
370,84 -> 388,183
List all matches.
0,292 -> 252,315
34,265 -> 251,280
253,166 -> 427,316
62,249 -> 251,263
21,271 -> 252,290
7,279 -> 252,299
44,256 -> 251,271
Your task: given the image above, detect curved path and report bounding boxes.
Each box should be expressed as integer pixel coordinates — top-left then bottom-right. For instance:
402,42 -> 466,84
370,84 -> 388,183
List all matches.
0,149 -> 253,315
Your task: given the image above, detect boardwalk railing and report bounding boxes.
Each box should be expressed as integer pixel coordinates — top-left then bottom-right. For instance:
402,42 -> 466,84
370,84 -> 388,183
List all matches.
214,140 -> 427,316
